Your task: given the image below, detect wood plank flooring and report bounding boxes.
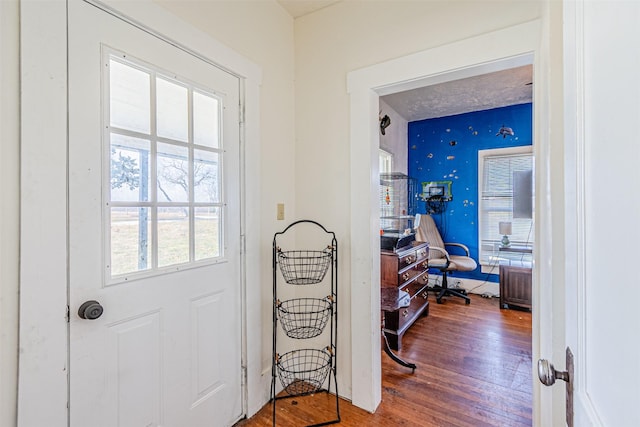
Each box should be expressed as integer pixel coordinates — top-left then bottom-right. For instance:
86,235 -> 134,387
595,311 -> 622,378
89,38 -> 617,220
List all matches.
236,294 -> 532,426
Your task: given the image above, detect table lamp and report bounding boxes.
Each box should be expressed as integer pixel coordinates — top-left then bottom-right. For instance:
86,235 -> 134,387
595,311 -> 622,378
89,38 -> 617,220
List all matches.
499,221 -> 512,247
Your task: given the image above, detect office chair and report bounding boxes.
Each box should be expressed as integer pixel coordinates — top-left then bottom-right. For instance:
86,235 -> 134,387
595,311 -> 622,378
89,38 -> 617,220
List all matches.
415,214 -> 477,304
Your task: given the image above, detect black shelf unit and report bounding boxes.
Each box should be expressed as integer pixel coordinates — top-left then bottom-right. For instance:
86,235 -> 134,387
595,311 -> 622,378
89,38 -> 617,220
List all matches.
271,220 -> 340,426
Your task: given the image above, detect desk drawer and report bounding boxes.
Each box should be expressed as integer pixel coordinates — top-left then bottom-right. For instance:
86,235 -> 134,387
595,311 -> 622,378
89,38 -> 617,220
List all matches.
397,262 -> 429,286
384,283 -> 429,332
397,247 -> 428,270
398,250 -> 418,268
403,279 -> 429,300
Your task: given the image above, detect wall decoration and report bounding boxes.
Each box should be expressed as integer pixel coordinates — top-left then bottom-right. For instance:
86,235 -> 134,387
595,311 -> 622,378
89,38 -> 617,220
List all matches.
421,180 -> 452,201
379,114 -> 391,135
408,103 -> 532,282
496,124 -> 515,138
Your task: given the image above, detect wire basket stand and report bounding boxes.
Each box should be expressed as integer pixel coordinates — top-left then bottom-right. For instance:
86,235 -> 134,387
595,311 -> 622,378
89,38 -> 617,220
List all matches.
277,249 -> 332,285
272,220 -> 340,426
277,297 -> 333,339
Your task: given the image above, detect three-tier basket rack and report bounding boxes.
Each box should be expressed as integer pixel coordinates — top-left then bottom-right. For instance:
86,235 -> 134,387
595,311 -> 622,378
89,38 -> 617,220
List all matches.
271,220 -> 340,426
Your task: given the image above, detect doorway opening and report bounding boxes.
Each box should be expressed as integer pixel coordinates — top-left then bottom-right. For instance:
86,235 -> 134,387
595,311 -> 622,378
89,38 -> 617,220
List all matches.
376,65 -> 535,424
347,20 -> 545,415
378,64 -> 534,299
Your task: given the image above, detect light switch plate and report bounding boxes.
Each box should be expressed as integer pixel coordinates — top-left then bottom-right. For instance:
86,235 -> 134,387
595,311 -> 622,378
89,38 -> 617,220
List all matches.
277,203 -> 285,220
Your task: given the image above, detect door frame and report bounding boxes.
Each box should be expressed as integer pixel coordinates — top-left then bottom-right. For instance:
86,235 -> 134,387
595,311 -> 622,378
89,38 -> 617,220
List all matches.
347,18 -> 554,424
18,1 -> 264,425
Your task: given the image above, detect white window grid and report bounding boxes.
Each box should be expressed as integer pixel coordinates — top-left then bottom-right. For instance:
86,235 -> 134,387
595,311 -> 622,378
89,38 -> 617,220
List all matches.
103,48 -> 227,284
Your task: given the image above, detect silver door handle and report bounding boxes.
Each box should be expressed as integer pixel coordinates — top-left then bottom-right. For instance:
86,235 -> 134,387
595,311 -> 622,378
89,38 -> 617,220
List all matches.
538,358 -> 569,386
538,348 -> 574,427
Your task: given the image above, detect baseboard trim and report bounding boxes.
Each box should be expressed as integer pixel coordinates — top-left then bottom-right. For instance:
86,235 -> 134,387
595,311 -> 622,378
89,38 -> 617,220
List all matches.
427,274 -> 499,297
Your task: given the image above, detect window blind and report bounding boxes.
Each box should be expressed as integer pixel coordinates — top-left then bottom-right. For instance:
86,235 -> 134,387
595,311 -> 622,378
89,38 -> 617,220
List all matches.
479,151 -> 533,267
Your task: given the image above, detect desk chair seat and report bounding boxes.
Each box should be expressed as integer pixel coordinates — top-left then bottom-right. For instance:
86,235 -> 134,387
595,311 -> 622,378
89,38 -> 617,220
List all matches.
415,214 -> 477,304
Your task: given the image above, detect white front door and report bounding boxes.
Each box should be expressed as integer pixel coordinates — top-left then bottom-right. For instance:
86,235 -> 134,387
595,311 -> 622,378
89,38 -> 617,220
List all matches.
68,2 -> 242,426
561,0 -> 640,425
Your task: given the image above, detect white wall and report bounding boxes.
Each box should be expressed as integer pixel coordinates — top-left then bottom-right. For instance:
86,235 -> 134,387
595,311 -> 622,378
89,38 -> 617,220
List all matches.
378,100 -> 408,174
293,0 -> 542,402
1,0 -> 20,425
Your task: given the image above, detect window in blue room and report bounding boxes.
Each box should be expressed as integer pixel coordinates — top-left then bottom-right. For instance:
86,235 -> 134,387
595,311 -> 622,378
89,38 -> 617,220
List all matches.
478,146 -> 533,272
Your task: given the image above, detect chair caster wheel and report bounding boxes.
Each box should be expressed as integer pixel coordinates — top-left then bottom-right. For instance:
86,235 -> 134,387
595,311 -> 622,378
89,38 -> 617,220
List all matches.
465,299 -> 470,305
436,298 -> 443,304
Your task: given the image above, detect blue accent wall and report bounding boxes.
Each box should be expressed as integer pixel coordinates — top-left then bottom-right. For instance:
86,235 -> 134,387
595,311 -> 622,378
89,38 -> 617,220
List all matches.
408,103 -> 532,282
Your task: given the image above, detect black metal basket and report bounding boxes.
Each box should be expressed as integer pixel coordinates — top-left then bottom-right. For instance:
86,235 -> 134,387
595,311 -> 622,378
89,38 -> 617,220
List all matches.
275,348 -> 332,396
277,298 -> 332,339
277,249 -> 332,285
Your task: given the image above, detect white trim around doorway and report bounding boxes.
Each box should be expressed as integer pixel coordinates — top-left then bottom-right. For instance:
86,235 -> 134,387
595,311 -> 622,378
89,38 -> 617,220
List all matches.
347,20 -> 548,422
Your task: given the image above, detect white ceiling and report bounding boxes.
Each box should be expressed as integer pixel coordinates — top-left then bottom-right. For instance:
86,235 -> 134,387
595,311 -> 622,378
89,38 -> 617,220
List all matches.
277,0 -> 341,18
381,65 -> 533,122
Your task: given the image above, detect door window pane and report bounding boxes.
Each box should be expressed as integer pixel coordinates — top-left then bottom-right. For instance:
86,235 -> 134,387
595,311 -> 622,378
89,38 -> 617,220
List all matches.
195,207 -> 220,260
109,60 -> 150,134
156,77 -> 188,142
194,150 -> 219,203
110,134 -> 151,202
110,207 -> 151,276
157,207 -> 190,267
193,91 -> 220,148
157,143 -> 189,203
105,52 -> 227,282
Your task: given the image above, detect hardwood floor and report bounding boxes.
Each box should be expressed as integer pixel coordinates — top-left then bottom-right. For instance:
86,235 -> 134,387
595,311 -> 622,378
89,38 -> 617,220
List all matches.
236,294 -> 532,426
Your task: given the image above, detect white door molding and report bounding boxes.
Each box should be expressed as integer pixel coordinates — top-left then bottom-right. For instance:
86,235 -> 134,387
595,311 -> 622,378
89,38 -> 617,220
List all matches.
18,1 -> 264,424
18,2 -> 69,424
347,20 -> 547,415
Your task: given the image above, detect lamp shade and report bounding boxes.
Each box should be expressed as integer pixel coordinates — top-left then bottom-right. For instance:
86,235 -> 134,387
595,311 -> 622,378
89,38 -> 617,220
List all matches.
499,221 -> 512,235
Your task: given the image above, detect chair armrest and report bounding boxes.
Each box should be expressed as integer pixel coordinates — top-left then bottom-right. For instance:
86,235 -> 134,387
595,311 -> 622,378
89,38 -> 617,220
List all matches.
444,242 -> 471,257
428,245 -> 451,265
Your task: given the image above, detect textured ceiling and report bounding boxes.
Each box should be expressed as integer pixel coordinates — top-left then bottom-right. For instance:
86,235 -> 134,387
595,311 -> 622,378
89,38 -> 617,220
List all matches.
277,0 -> 341,18
381,65 -> 533,122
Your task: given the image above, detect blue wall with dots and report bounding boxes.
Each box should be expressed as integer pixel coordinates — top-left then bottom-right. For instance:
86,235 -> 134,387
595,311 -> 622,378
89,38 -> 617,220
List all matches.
408,103 -> 532,282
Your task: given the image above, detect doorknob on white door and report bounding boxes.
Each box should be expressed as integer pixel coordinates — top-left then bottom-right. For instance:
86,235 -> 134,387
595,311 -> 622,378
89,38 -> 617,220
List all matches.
537,358 -> 569,386
538,348 -> 575,427
78,300 -> 104,320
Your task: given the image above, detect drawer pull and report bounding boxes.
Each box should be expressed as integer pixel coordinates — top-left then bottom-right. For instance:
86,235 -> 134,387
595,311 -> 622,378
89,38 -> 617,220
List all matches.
422,261 -> 429,269
421,292 -> 428,299
404,256 -> 415,265
402,272 -> 410,281
402,309 -> 409,317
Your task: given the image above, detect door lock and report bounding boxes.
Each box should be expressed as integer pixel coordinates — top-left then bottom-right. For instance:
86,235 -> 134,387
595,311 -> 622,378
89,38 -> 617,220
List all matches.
78,300 -> 104,320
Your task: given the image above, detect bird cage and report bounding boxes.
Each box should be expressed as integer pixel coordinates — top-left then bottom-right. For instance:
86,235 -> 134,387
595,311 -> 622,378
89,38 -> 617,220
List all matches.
379,173 -> 418,232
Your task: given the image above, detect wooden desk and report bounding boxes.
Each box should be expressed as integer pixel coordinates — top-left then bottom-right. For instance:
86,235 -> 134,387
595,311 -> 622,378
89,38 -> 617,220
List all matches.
380,242 -> 430,350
